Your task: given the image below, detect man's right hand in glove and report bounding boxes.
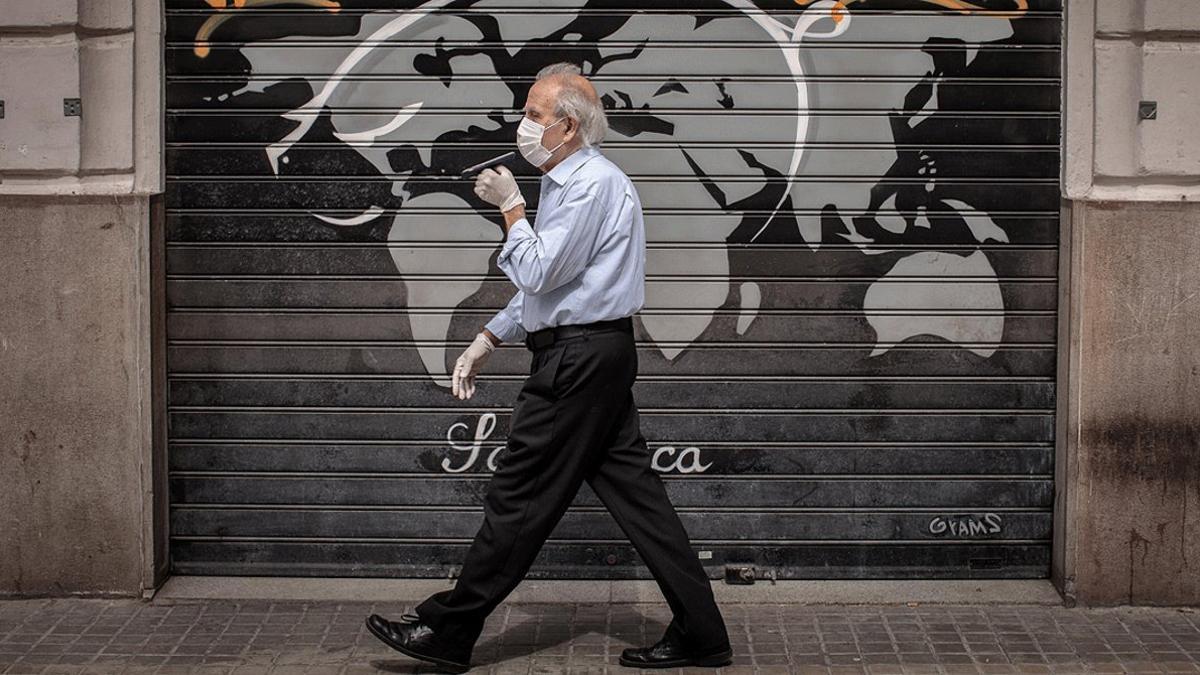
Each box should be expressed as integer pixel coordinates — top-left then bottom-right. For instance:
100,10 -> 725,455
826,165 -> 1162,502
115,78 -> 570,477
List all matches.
474,165 -> 525,213
452,331 -> 499,400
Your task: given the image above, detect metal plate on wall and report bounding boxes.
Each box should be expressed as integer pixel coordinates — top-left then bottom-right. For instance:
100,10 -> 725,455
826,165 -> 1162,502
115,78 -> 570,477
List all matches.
164,0 -> 1061,579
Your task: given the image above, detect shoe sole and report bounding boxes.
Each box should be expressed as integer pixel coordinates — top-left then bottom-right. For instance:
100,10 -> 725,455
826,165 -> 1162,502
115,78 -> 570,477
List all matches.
618,647 -> 733,669
364,616 -> 471,673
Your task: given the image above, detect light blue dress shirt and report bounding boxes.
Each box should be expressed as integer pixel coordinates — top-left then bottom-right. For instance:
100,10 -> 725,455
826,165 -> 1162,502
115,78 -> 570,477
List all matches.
483,144 -> 646,343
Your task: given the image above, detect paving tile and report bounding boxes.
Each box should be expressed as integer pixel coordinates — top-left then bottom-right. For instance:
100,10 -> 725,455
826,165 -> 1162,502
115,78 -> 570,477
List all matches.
0,600 -> 1199,673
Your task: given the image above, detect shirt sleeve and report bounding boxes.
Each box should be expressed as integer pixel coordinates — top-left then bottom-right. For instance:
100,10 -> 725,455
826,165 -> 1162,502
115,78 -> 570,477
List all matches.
483,288 -> 526,343
496,177 -> 609,295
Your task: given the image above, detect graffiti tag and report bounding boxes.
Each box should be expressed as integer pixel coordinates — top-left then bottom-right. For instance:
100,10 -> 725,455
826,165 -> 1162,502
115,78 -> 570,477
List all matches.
194,0 -> 342,58
928,513 -> 1003,537
794,0 -> 1028,19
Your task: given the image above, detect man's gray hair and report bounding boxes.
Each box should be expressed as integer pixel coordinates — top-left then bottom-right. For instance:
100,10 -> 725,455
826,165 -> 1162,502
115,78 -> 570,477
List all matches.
535,62 -> 608,147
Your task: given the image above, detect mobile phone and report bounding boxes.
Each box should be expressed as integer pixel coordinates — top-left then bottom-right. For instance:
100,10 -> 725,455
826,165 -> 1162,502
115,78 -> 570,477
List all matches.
459,151 -> 516,178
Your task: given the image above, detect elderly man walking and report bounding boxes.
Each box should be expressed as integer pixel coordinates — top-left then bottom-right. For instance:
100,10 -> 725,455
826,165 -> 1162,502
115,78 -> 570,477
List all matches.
365,63 -> 732,672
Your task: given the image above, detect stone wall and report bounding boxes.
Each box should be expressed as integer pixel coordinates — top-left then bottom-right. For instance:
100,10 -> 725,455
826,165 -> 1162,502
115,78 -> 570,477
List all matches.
0,0 -> 162,597
1,0 -> 1198,603
1057,1 -> 1200,605
0,197 -> 154,596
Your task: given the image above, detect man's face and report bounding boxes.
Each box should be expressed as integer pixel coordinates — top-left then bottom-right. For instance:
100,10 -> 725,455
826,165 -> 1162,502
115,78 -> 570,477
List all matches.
522,80 -> 575,169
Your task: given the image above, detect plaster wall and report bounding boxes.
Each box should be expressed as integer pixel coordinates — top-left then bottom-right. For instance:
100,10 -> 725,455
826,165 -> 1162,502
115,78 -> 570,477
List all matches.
0,0 -> 163,597
1057,0 -> 1200,605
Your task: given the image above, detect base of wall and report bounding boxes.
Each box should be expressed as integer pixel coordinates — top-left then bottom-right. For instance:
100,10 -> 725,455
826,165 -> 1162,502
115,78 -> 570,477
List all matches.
0,195 -> 154,598
1059,199 -> 1200,606
153,576 -> 1066,606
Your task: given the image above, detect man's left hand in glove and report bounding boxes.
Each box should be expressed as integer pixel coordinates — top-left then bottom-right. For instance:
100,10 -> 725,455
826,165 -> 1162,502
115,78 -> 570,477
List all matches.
452,332 -> 498,400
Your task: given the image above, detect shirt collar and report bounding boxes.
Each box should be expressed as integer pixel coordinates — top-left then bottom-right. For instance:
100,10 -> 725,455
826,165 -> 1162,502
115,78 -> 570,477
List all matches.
543,145 -> 601,186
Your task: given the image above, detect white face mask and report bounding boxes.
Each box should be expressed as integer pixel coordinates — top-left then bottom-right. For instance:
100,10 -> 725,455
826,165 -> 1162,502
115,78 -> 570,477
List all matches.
516,115 -> 566,167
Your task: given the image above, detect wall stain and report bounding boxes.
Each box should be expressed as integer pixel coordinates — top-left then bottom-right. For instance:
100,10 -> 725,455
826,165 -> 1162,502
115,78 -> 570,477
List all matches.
1083,417 -> 1199,485
1086,416 -> 1199,602
1128,527 -> 1151,602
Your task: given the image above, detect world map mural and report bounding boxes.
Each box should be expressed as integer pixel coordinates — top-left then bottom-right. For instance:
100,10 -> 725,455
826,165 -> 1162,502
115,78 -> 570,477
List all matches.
170,0 -> 1054,386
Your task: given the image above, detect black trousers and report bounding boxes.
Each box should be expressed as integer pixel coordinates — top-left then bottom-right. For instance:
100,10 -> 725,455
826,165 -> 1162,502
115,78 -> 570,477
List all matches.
415,321 -> 729,654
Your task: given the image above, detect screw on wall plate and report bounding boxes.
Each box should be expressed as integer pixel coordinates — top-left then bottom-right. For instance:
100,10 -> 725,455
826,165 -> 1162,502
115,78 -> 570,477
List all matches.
64,98 -> 82,117
1139,100 -> 1157,120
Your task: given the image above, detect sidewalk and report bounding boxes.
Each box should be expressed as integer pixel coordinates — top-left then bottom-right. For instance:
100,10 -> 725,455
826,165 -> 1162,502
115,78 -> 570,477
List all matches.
2,596 -> 1198,674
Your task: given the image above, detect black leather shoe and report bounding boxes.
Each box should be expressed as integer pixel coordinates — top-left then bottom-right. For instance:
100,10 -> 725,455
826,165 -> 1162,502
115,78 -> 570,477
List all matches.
619,633 -> 733,669
365,612 -> 472,673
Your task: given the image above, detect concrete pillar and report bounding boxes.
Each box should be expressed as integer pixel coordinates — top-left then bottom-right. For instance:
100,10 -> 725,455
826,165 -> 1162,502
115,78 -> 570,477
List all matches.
0,0 -> 163,597
1058,0 -> 1200,606
0,196 -> 153,596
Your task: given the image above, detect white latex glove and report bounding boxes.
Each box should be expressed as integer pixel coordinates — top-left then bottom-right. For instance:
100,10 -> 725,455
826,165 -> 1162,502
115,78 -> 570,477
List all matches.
452,333 -> 496,400
473,165 -> 525,212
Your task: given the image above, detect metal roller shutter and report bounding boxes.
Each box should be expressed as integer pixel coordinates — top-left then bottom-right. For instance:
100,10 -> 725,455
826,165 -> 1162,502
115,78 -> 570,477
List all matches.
164,0 -> 1061,578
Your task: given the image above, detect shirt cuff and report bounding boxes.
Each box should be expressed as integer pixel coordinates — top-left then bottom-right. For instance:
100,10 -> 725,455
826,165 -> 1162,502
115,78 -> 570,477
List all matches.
484,310 -> 526,343
498,217 -> 536,264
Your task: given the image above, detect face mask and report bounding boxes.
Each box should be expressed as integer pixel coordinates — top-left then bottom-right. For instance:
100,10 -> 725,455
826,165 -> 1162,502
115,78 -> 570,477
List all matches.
516,116 -> 566,166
